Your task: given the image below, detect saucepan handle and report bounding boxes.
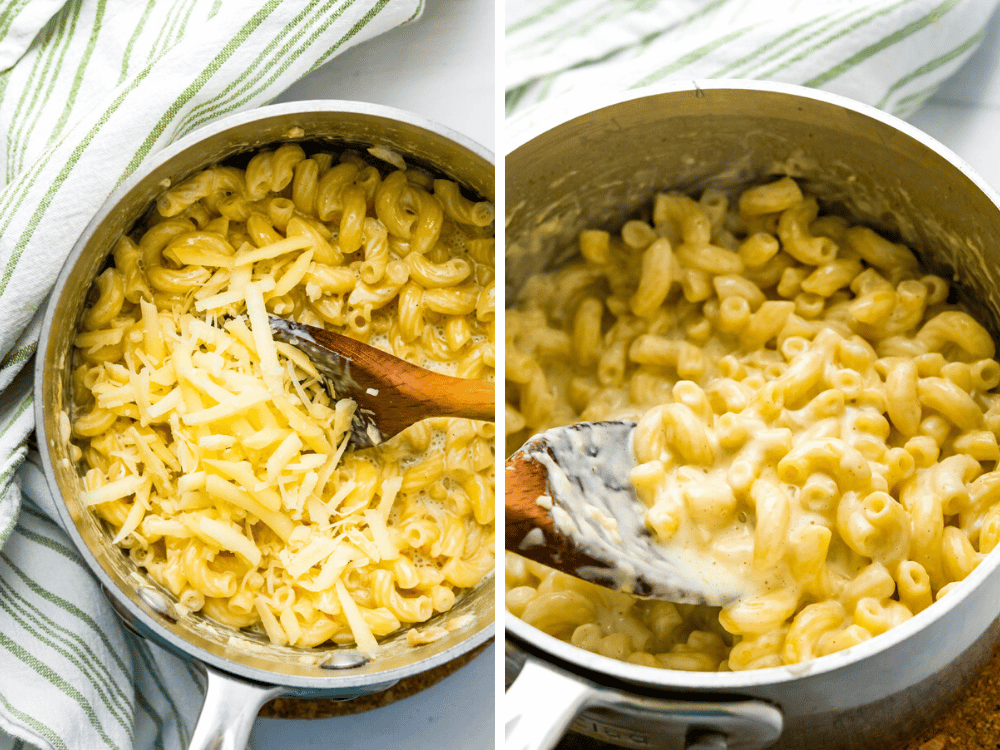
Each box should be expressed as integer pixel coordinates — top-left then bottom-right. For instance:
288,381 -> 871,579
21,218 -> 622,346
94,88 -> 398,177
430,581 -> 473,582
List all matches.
187,665 -> 288,750
101,585 -> 289,750
505,643 -> 784,750
505,656 -> 593,750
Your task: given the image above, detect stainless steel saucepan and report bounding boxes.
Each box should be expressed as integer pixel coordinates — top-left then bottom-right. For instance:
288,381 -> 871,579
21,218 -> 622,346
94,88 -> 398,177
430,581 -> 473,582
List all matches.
35,100 -> 494,750
505,80 -> 1000,750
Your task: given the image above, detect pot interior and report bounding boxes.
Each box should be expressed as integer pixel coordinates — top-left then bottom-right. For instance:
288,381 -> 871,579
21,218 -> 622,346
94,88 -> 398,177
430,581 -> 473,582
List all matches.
38,102 -> 495,689
505,83 -> 1000,340
504,81 -> 1000,693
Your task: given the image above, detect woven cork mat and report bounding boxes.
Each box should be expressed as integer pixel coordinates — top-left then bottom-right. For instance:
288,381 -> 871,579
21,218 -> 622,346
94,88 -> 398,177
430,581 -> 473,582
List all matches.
900,638 -> 1000,750
258,640 -> 491,719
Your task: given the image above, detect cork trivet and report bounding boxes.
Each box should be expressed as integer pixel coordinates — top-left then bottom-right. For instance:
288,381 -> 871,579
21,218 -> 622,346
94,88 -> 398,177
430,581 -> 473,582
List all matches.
901,638 -> 1000,750
258,640 -> 491,719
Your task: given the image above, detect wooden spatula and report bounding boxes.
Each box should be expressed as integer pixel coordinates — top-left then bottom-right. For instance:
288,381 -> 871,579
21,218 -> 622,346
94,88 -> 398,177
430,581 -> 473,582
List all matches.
506,420 -> 746,606
269,316 -> 494,448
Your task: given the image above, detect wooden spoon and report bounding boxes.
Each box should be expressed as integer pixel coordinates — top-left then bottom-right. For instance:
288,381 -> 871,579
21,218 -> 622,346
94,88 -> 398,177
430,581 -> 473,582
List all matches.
269,317 -> 494,448
506,420 -> 746,606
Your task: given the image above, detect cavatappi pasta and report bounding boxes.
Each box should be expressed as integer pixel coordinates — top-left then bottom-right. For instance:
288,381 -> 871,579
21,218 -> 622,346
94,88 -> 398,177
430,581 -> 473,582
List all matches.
505,176 -> 1000,671
71,142 -> 495,653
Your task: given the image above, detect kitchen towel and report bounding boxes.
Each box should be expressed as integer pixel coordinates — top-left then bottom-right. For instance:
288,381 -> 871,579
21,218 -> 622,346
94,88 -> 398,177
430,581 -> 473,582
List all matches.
0,1 -> 422,748
506,0 -> 1000,119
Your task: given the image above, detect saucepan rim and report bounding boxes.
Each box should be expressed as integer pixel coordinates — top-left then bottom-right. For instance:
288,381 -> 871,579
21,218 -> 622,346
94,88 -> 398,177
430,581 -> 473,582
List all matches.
504,79 -> 1000,692
36,99 -> 496,690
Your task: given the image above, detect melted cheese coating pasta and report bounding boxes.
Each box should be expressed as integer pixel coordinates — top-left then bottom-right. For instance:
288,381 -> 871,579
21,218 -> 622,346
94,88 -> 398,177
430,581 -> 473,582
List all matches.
506,177 -> 1000,671
72,143 -> 495,653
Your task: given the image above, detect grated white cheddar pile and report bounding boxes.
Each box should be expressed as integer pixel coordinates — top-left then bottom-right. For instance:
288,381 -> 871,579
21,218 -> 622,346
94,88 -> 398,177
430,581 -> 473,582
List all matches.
71,143 -> 495,654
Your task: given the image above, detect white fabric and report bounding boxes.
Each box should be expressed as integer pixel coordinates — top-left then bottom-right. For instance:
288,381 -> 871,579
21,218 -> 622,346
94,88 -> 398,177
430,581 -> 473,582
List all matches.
0,0 -> 66,71
0,1 -> 422,748
506,0 -> 1000,119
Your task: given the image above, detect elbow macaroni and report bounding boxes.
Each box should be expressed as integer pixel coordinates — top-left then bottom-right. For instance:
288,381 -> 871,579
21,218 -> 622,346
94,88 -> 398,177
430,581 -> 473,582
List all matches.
506,177 -> 1000,672
73,143 -> 495,653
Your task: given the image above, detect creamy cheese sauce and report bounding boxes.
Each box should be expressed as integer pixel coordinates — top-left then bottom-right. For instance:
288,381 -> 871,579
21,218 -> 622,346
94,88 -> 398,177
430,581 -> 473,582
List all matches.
518,421 -> 750,605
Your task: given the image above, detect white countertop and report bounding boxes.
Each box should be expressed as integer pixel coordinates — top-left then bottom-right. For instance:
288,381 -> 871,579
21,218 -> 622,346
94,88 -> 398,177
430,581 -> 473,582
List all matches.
252,0 -> 496,748
907,10 -> 1000,193
273,0 -> 495,153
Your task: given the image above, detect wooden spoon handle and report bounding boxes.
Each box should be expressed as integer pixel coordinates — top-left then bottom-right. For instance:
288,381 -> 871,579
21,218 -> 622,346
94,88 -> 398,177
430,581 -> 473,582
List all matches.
273,319 -> 494,439
505,452 -> 611,577
505,452 -> 556,548
329,334 -> 494,429
396,370 -> 494,423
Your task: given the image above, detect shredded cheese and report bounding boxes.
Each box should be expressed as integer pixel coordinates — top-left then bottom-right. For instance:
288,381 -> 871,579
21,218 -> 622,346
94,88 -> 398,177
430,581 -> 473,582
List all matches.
244,282 -> 283,392
266,433 -> 303,483
203,459 -> 281,511
286,535 -> 339,580
254,595 -> 288,646
336,580 -> 378,655
234,235 -> 313,266
70,150 -> 495,658
81,475 -> 140,506
205,474 -> 294,541
198,516 -> 262,567
363,509 -> 398,561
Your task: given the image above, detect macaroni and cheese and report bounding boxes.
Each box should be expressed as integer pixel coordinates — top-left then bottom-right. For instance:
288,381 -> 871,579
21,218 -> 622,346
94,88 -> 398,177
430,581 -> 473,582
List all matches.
71,142 -> 495,653
506,176 -> 1000,671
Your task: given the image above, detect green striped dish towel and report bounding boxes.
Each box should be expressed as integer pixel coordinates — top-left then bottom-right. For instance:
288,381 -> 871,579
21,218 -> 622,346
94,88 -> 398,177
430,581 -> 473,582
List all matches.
506,0 -> 999,119
0,1 -> 421,748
